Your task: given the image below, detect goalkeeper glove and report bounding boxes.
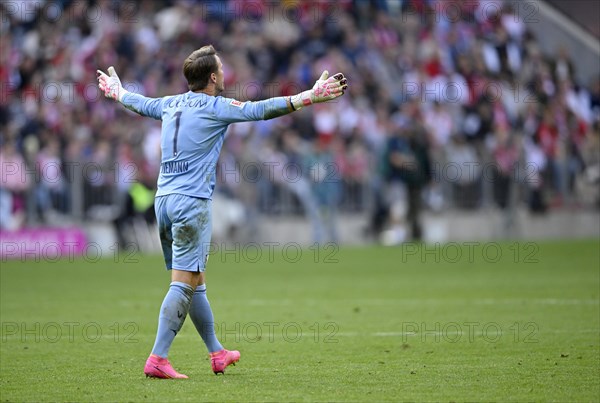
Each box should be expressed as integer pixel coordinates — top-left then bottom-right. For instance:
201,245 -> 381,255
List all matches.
97,66 -> 127,102
290,70 -> 348,111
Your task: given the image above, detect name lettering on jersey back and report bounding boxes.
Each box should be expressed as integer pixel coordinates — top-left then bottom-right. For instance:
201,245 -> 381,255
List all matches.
166,98 -> 207,109
161,160 -> 190,174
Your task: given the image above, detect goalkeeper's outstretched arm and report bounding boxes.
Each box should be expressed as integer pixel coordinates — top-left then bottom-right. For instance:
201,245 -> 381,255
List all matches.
289,70 -> 348,111
214,70 -> 349,123
266,70 -> 349,119
97,67 -> 127,103
97,67 -> 166,119
97,67 -> 348,121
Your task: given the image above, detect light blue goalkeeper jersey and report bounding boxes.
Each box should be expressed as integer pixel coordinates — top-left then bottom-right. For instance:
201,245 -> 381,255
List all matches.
121,91 -> 288,199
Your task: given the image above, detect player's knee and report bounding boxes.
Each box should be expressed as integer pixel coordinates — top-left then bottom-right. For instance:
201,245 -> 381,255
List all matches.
171,269 -> 201,287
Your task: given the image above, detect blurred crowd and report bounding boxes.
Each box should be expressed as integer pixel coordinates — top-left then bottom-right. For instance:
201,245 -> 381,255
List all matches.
1,0 -> 599,243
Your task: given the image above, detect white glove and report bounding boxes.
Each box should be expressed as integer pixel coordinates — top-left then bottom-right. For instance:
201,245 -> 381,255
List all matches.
290,70 -> 347,111
97,66 -> 127,102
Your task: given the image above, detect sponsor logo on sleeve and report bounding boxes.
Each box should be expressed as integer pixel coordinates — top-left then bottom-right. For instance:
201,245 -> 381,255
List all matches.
230,100 -> 243,107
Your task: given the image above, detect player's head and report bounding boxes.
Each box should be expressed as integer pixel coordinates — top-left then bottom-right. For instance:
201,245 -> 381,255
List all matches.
183,45 -> 224,94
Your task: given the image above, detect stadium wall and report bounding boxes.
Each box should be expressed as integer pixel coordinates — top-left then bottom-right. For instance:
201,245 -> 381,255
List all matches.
529,0 -> 600,85
79,209 -> 600,256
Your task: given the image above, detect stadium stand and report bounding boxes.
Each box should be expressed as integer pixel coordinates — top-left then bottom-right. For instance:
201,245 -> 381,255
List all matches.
1,0 -> 598,247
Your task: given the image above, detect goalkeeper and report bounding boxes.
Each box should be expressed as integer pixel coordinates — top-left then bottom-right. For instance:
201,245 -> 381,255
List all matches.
97,45 -> 347,379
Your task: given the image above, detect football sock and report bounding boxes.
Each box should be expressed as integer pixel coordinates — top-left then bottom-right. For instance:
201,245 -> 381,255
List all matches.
150,281 -> 194,358
188,284 -> 224,353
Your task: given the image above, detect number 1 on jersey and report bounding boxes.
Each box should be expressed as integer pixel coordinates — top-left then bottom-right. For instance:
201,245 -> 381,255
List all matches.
173,111 -> 182,156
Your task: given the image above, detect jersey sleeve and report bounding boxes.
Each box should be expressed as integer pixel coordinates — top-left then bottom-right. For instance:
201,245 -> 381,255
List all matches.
121,92 -> 169,120
213,96 -> 291,123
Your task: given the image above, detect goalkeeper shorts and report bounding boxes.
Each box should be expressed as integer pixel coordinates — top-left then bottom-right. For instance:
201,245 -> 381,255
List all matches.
155,193 -> 212,272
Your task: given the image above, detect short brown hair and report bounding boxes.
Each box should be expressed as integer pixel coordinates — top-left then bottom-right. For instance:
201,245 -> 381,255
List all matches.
183,45 -> 218,91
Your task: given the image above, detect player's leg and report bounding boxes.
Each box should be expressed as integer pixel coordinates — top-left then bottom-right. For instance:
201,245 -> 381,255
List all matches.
190,272 -> 240,374
144,194 -> 200,379
189,271 -> 224,353
145,269 -> 197,379
185,198 -> 240,374
148,269 -> 197,360
188,272 -> 218,349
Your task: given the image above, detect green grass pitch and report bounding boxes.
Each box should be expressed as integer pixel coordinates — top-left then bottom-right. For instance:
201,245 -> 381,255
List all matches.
1,239 -> 598,402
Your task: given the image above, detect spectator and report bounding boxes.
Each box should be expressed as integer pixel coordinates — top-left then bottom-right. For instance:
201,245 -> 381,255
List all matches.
35,137 -> 69,219
306,136 -> 342,244
383,122 -> 431,243
0,140 -> 30,230
491,128 -> 519,209
446,134 -> 481,209
524,135 -> 548,213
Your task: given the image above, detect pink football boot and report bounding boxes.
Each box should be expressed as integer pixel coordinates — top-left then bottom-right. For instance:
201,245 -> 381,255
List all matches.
210,349 -> 240,375
144,354 -> 188,379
